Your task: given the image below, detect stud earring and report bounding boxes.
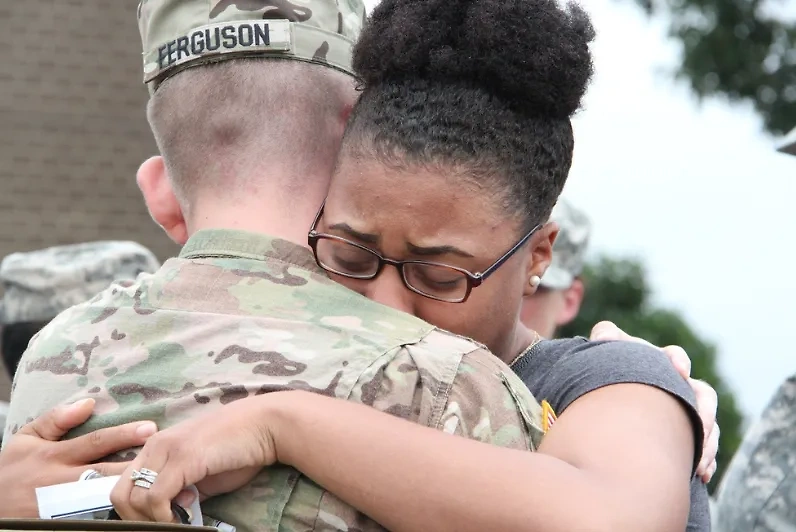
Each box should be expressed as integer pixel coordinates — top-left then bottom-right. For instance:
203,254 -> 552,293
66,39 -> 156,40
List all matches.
529,275 -> 541,288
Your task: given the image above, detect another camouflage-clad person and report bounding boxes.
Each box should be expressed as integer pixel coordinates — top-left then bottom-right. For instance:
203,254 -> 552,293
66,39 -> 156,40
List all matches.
710,129 -> 796,531
713,377 -> 796,531
4,1 -> 544,530
0,242 -> 160,440
520,198 -> 590,339
0,241 -> 160,379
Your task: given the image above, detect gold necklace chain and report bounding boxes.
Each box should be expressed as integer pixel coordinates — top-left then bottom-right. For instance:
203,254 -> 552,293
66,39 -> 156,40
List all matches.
508,330 -> 541,367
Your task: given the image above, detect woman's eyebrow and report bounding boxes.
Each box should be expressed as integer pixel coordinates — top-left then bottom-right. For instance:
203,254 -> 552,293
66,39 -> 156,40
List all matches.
327,222 -> 380,244
407,242 -> 474,258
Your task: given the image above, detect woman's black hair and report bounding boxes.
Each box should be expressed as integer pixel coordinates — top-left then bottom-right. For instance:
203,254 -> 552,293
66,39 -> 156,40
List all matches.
343,0 -> 596,230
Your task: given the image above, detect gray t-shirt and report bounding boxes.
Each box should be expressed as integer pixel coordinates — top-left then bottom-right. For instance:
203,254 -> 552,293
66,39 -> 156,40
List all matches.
511,337 -> 709,532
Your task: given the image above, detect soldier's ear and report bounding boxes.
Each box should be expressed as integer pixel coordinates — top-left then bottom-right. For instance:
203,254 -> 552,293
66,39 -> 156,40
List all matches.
522,222 -> 558,297
555,278 -> 585,327
137,156 -> 188,245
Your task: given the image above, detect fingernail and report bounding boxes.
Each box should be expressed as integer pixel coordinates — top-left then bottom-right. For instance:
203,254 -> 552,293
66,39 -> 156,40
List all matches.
68,398 -> 95,411
136,421 -> 157,438
175,489 -> 196,507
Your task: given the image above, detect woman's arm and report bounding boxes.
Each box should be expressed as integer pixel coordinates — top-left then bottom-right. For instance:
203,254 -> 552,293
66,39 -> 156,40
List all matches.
109,381 -> 695,531
272,383 -> 695,532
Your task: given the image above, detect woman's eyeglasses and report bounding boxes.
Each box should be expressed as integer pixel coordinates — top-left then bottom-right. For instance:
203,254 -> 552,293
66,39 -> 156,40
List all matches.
308,203 -> 540,303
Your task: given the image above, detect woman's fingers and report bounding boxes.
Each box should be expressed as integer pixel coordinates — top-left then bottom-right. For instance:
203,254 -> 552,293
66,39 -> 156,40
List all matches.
112,446 -> 178,523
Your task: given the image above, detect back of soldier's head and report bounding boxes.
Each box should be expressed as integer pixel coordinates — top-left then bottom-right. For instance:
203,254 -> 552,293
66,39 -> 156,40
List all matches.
137,0 -> 365,206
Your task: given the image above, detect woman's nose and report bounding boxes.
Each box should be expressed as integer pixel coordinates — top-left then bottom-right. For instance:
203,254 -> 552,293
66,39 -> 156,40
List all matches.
366,266 -> 415,315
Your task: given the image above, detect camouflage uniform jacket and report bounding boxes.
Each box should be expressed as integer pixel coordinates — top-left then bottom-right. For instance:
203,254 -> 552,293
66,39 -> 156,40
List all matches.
714,374 -> 796,532
4,229 -> 544,532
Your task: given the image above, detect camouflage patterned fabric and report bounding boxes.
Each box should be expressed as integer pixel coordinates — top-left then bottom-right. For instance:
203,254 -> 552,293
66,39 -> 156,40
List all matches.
4,230 -> 545,532
714,375 -> 796,531
540,199 -> 591,291
138,0 -> 365,93
0,241 -> 161,326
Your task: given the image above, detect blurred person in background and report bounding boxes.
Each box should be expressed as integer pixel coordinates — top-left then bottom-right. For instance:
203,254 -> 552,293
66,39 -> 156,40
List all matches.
0,242 -> 160,441
712,141 -> 796,531
520,198 -> 589,339
713,378 -> 796,531
520,197 -> 718,516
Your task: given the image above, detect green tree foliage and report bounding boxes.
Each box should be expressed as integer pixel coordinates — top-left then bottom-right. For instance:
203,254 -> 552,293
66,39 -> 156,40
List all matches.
629,0 -> 796,135
558,256 -> 744,493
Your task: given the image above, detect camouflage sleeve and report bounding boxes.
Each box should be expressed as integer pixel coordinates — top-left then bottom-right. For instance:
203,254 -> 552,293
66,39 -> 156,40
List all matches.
348,333 -> 545,451
273,333 -> 545,532
714,376 -> 796,532
1,308 -> 87,445
435,347 -> 545,450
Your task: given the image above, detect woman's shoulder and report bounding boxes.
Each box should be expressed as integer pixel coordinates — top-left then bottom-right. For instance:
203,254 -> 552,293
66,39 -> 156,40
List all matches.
514,336 -> 705,481
512,336 -> 697,415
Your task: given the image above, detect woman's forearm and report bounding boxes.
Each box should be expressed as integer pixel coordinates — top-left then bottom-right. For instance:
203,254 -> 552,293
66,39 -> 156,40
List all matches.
267,390 -> 691,532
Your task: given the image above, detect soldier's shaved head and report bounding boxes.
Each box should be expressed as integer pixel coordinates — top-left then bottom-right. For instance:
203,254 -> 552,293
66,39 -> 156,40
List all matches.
147,58 -> 356,212
134,0 -> 365,245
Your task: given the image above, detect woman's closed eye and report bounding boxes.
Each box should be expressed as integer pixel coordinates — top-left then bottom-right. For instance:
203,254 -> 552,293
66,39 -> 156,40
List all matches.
409,265 -> 466,292
328,248 -> 375,274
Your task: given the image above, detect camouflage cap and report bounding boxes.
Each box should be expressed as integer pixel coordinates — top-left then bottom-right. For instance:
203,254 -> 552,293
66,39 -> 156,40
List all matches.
540,199 -> 591,290
0,242 -> 161,325
137,0 -> 367,93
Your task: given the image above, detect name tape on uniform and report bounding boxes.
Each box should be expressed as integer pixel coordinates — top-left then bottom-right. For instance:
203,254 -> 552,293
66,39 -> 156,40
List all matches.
145,20 -> 293,81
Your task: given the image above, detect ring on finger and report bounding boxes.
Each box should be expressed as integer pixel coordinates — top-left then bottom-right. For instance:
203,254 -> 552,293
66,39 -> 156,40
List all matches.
131,468 -> 158,486
133,479 -> 154,489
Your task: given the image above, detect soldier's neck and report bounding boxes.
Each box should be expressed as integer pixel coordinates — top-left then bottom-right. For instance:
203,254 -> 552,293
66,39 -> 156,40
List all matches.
187,199 -> 321,248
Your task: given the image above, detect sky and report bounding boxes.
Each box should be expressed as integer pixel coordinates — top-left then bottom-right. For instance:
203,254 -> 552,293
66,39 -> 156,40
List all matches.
364,0 -> 796,423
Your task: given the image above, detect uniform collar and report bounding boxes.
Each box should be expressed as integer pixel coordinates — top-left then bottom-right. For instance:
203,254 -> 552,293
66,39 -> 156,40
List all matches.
179,229 -> 324,274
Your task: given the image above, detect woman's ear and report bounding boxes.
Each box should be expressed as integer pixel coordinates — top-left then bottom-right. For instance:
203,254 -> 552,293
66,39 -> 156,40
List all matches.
523,222 -> 558,297
137,156 -> 189,245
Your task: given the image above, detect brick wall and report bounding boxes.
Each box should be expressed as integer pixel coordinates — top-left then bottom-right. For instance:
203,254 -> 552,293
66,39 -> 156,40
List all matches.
0,2 -> 179,397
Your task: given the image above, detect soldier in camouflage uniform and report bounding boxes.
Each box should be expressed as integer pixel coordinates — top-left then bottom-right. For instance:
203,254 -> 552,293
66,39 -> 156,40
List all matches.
0,242 -> 160,441
713,372 -> 796,531
520,198 -> 591,339
4,1 -> 544,530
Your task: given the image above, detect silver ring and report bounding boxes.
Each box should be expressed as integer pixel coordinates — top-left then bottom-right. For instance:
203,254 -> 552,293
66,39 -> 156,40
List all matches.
131,469 -> 158,484
139,468 -> 159,479
134,479 -> 153,489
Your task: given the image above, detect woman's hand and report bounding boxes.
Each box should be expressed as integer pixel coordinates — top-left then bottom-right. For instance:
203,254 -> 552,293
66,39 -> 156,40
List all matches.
109,393 -> 287,522
590,320 -> 720,483
0,398 -> 156,518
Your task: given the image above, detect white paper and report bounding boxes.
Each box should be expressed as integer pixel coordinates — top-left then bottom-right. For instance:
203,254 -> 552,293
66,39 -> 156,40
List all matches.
36,475 -> 204,526
36,475 -> 120,519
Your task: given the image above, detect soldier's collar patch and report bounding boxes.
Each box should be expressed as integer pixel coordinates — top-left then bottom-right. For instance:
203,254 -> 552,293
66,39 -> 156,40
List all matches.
541,400 -> 557,433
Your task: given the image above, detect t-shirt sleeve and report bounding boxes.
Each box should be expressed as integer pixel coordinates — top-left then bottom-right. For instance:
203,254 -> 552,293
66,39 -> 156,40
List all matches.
514,337 -> 704,475
687,476 -> 711,532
